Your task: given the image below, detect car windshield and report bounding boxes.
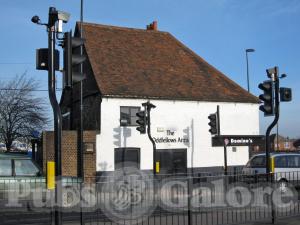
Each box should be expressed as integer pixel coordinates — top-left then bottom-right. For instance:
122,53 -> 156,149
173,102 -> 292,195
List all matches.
14,159 -> 39,176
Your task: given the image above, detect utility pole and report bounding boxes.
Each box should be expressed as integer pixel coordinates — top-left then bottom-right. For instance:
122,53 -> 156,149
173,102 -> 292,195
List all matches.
32,7 -> 70,225
79,0 -> 84,180
258,67 -> 292,225
144,102 -> 156,175
79,3 -> 85,225
48,8 -> 62,225
264,67 -> 280,175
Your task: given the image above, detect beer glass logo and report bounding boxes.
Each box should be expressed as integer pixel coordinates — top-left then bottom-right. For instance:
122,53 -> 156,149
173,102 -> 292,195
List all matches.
101,166 -> 155,224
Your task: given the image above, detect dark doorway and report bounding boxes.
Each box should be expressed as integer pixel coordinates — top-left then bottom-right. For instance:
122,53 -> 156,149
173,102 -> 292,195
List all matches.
114,148 -> 140,170
156,149 -> 187,174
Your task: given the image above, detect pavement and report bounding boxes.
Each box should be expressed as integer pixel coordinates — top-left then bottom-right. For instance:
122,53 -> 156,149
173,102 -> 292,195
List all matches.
2,212 -> 300,225
243,215 -> 300,225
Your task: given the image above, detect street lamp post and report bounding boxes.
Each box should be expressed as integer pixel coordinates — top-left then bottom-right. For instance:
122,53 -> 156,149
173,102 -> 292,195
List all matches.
245,48 -> 255,92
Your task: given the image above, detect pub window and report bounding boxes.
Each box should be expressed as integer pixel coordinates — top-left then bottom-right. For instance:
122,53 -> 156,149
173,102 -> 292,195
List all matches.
115,148 -> 140,170
120,106 -> 140,126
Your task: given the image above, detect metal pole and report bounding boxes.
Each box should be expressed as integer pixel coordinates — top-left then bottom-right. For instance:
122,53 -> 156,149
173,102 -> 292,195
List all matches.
78,0 -> 84,181
224,145 -> 228,175
48,7 -> 62,225
246,51 -> 250,92
217,105 -> 220,136
263,68 -> 280,225
79,1 -> 85,225
216,105 -> 227,175
266,67 -> 280,175
187,176 -> 193,225
146,103 -> 156,176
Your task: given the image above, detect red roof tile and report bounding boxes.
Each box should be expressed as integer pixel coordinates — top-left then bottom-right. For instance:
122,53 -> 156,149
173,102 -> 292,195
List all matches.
78,22 -> 259,103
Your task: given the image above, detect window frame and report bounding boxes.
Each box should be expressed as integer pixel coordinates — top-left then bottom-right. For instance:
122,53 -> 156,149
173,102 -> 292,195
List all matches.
119,106 -> 141,127
0,159 -> 13,177
274,155 -> 300,168
114,148 -> 141,170
275,156 -> 288,168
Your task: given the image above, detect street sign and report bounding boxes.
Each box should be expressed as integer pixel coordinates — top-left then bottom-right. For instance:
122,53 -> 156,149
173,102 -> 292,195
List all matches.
212,135 -> 265,147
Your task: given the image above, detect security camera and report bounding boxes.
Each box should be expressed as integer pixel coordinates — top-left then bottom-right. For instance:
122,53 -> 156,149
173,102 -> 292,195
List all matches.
57,10 -> 70,32
57,11 -> 70,23
266,67 -> 277,79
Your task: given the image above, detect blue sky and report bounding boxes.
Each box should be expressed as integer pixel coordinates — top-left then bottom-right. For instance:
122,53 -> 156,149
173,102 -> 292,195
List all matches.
0,0 -> 299,138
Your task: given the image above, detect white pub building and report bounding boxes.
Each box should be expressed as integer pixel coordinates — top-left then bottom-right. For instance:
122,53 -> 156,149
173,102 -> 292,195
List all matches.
60,21 -> 260,175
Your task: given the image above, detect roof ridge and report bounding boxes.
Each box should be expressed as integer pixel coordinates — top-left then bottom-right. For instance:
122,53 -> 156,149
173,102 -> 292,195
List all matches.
77,21 -> 170,34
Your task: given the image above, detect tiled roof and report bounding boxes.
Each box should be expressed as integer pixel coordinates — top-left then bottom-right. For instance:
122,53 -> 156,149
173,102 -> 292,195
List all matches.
78,22 -> 259,103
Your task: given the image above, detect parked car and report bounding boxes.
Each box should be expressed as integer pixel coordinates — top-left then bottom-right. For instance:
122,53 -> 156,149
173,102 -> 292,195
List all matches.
0,143 -> 7,152
0,153 -> 42,177
0,153 -> 81,208
10,141 -> 28,152
243,153 -> 300,191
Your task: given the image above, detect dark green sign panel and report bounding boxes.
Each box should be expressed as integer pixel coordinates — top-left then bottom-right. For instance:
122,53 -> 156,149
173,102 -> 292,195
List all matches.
212,135 -> 265,147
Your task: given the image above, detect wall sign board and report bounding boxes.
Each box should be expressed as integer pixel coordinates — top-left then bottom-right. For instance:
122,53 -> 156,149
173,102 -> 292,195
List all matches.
212,135 -> 265,147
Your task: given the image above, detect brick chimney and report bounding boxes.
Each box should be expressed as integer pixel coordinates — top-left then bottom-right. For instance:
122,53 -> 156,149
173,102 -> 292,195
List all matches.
146,21 -> 158,31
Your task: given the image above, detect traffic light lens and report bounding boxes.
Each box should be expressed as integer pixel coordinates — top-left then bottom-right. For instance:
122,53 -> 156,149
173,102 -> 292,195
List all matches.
259,94 -> 271,101
136,127 -> 146,133
258,82 -> 272,91
136,110 -> 147,134
208,113 -> 218,135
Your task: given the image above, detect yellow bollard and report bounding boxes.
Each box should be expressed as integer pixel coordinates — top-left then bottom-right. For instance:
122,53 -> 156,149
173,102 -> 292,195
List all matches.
47,161 -> 55,190
270,157 -> 275,173
156,161 -> 160,174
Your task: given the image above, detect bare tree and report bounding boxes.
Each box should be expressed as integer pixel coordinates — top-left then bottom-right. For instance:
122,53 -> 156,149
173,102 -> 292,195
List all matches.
0,74 -> 49,151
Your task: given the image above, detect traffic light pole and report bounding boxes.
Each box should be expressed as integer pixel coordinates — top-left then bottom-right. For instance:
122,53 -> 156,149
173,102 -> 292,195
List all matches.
216,106 -> 228,175
224,145 -> 228,175
265,68 -> 280,175
48,7 -> 62,225
79,2 -> 85,225
145,102 -> 157,176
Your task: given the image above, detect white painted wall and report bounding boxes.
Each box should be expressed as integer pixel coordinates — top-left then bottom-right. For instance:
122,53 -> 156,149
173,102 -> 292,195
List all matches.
96,98 -> 259,172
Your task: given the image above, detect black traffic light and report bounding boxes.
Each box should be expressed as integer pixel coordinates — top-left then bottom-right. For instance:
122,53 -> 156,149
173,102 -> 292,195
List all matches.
63,31 -> 86,88
280,87 -> 292,102
258,80 -> 274,116
136,110 -> 147,134
208,113 -> 218,135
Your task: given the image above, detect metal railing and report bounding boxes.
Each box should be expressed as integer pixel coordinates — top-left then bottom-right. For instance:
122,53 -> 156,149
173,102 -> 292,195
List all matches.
0,171 -> 299,225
